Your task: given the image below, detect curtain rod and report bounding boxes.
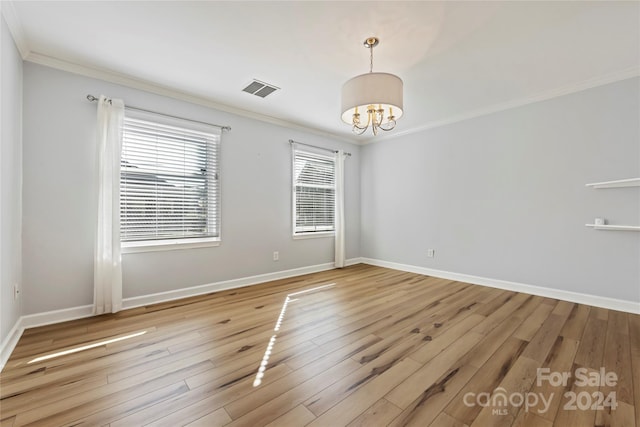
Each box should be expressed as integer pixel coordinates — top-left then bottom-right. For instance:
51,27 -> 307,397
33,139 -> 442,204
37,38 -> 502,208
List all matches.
289,139 -> 351,156
86,95 -> 231,132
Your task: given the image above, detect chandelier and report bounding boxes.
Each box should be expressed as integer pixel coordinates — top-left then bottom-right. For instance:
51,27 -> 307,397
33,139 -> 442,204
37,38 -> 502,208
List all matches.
341,37 -> 404,136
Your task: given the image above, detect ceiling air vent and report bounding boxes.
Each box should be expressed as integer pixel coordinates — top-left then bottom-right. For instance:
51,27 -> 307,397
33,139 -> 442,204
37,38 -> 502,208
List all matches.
242,79 -> 280,98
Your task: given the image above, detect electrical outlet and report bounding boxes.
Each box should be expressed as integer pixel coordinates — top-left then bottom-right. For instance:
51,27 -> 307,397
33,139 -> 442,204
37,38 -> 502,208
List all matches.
13,283 -> 19,301
427,249 -> 435,258
273,251 -> 279,261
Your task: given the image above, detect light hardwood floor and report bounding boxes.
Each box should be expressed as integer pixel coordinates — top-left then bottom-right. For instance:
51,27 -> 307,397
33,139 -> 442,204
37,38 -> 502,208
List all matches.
1,264 -> 638,426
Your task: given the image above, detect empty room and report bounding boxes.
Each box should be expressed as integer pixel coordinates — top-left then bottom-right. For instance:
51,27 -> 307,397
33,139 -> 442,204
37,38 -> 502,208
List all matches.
1,1 -> 639,426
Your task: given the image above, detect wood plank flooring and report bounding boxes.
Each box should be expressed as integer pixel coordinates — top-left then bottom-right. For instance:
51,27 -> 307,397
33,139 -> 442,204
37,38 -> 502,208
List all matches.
1,264 -> 638,426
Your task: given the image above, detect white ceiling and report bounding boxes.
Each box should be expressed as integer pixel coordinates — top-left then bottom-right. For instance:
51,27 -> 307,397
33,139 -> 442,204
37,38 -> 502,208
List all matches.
6,1 -> 640,143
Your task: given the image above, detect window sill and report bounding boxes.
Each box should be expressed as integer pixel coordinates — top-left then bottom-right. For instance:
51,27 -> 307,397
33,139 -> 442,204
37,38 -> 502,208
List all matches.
122,237 -> 221,253
292,232 -> 335,240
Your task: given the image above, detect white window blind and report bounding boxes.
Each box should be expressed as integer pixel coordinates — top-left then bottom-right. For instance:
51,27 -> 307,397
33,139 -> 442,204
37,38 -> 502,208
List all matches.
292,148 -> 336,234
120,112 -> 220,242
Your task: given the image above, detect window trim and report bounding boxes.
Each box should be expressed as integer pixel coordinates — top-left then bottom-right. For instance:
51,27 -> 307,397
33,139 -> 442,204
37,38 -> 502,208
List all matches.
122,237 -> 220,254
291,147 -> 336,237
119,109 -> 221,249
292,231 -> 335,240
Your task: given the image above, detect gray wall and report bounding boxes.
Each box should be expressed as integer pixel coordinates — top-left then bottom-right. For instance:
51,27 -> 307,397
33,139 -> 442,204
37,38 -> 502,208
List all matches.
361,77 -> 640,303
17,62 -> 640,317
22,63 -> 360,315
1,15 -> 23,343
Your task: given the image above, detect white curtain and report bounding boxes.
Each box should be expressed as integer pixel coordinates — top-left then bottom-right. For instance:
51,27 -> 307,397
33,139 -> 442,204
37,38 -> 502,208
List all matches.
94,95 -> 124,314
334,150 -> 346,268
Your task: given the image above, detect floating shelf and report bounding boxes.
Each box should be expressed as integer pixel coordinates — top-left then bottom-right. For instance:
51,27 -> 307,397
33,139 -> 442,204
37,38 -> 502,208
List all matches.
585,178 -> 640,189
585,178 -> 639,231
585,224 -> 640,231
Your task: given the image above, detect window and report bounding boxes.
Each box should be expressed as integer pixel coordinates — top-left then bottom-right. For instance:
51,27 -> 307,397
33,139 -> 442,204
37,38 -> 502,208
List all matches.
292,148 -> 335,236
120,111 -> 220,247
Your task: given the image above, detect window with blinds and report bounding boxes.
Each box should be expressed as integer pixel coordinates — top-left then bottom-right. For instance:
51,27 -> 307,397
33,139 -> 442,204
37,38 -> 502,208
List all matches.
120,112 -> 220,243
292,149 -> 336,235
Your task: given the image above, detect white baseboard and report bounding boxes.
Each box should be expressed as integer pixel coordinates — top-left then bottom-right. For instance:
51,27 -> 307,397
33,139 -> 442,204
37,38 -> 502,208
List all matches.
360,258 -> 640,314
11,255 -> 629,370
21,305 -> 94,329
345,257 -> 363,267
0,305 -> 95,372
0,258 -> 361,371
122,260 -> 354,310
0,319 -> 24,371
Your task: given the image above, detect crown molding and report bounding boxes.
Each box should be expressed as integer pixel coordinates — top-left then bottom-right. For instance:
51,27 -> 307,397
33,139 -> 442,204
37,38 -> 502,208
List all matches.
363,65 -> 640,144
24,52 -> 360,145
19,49 -> 639,148
1,0 -> 30,58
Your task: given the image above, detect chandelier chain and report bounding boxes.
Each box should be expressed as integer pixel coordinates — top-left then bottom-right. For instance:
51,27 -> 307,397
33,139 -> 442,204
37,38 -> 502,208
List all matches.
369,44 -> 373,73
